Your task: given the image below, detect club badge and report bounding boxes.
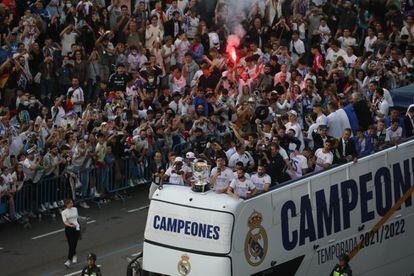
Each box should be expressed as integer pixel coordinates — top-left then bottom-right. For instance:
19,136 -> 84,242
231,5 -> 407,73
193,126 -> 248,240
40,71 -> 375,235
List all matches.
244,210 -> 268,266
177,254 -> 191,275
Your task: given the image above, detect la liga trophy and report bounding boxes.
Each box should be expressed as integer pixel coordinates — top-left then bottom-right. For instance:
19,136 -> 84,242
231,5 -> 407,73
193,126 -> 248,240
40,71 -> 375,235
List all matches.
191,161 -> 211,193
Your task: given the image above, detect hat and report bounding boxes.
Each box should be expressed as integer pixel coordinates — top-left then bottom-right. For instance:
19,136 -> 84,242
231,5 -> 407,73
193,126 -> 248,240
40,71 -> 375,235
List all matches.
271,90 -> 278,94
319,124 -> 328,130
101,122 -> 108,126
338,253 -> 349,262
65,111 -> 76,118
87,253 -> 97,261
288,110 -> 298,117
186,152 -> 195,159
174,157 -> 184,163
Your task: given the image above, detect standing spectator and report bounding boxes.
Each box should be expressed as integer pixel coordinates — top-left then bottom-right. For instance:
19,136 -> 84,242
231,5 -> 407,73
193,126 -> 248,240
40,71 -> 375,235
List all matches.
62,199 -> 81,268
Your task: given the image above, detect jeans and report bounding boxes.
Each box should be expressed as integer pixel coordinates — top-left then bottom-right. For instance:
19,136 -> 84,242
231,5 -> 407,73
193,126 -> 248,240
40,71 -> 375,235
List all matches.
65,227 -> 80,260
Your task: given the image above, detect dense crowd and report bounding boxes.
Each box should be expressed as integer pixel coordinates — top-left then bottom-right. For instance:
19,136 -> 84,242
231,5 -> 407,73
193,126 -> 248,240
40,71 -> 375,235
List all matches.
0,0 -> 414,219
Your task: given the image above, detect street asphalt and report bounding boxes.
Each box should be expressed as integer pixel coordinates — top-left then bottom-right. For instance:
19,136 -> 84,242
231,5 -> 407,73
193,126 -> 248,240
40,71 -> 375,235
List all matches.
0,185 -> 150,276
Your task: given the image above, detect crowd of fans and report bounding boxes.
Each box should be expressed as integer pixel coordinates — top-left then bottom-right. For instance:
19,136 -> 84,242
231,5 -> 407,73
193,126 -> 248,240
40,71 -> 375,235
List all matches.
0,0 -> 414,219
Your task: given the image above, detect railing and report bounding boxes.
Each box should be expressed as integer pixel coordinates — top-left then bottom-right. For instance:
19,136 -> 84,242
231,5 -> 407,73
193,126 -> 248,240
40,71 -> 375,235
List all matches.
0,157 -> 152,221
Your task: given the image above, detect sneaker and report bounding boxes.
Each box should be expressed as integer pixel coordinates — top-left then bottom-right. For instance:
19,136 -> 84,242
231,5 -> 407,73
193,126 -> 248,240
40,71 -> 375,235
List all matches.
72,255 -> 78,264
52,202 -> 59,209
58,200 -> 65,207
94,191 -> 101,198
79,202 -> 90,209
64,260 -> 71,268
45,202 -> 52,209
14,213 -> 22,220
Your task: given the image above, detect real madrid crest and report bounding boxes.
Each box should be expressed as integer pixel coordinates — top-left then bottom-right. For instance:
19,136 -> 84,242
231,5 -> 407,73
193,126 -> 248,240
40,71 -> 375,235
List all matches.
244,210 -> 268,266
177,254 -> 191,275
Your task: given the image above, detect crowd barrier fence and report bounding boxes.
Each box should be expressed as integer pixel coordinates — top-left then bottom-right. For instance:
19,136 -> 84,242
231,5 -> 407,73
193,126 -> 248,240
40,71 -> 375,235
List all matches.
0,157 -> 152,221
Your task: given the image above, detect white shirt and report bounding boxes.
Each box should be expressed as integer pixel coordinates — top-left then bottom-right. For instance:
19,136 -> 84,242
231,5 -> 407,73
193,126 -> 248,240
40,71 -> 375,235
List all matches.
68,86 -> 84,113
314,148 -> 333,172
327,111 -> 343,138
23,158 -> 36,181
228,152 -> 254,168
285,122 -> 304,151
290,39 -> 305,64
61,207 -> 80,230
338,36 -> 357,50
290,153 -> 308,177
326,48 -> 346,63
165,167 -> 185,185
210,167 -> 234,190
343,54 -> 358,67
307,122 -> 319,150
316,114 -> 328,127
250,173 -> 271,191
229,177 -> 256,198
364,36 -> 377,53
386,126 -> 402,141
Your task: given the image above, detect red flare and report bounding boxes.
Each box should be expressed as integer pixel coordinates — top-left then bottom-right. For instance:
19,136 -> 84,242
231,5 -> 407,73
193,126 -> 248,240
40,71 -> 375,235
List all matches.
230,47 -> 237,64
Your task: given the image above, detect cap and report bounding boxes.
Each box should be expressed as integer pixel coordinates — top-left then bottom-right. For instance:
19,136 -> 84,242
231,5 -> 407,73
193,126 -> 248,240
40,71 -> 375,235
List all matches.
174,157 -> 184,163
186,152 -> 195,159
288,110 -> 298,117
319,124 -> 328,130
87,253 -> 97,261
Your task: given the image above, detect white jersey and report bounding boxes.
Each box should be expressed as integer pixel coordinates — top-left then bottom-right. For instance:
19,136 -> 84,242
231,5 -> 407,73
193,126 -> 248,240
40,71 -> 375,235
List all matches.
314,148 -> 333,172
165,167 -> 185,186
250,173 -> 271,191
210,167 -> 234,190
290,153 -> 308,178
229,177 -> 256,198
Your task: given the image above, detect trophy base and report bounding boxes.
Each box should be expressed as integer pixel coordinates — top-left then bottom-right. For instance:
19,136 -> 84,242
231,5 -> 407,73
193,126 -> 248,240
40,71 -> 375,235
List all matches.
192,184 -> 210,193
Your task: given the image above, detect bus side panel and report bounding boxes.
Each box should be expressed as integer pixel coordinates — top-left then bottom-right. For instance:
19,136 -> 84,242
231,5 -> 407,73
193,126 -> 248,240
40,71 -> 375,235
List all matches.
232,140 -> 414,276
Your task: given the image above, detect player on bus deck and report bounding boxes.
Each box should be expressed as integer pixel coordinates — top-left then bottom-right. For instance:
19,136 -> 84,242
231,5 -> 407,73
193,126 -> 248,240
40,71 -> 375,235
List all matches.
210,155 -> 234,193
227,166 -> 257,200
250,164 -> 271,193
160,157 -> 188,188
314,139 -> 334,172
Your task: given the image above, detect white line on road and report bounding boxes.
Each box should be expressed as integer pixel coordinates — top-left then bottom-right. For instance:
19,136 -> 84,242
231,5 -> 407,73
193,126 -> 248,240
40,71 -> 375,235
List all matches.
64,265 -> 101,276
31,220 -> 96,240
127,205 -> 149,213
0,247 -> 3,250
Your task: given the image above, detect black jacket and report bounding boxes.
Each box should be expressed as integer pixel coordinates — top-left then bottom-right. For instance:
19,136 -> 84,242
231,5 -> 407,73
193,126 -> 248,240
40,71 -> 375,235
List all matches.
311,132 -> 333,152
164,19 -> 183,38
404,114 -> 414,138
334,138 -> 357,164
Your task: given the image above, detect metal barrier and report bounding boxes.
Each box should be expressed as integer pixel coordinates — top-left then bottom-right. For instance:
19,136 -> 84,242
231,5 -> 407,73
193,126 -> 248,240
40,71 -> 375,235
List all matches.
0,157 -> 152,220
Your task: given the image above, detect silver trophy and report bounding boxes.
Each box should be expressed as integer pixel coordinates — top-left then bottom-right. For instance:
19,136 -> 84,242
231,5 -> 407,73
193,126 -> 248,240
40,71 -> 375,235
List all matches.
191,162 -> 211,193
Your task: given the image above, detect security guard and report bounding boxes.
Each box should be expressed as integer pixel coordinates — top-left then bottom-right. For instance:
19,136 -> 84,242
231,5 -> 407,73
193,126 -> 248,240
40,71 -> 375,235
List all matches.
81,253 -> 102,276
330,254 -> 353,276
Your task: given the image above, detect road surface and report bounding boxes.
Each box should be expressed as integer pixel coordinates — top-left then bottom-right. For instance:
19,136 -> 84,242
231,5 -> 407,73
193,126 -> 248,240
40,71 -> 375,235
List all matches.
0,186 -> 149,276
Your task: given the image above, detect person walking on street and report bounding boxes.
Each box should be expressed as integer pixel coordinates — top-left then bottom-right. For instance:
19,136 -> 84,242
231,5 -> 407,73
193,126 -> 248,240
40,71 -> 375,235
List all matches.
81,253 -> 102,276
61,199 -> 81,268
